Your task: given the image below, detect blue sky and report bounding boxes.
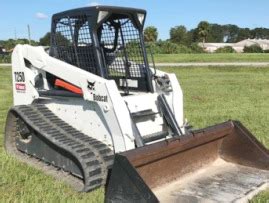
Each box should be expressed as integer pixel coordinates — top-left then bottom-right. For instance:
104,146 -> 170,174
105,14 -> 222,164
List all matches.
1,0 -> 269,41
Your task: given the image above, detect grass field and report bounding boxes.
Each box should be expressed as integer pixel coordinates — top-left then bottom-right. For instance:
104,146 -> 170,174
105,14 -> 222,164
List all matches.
154,53 -> 269,63
0,66 -> 269,202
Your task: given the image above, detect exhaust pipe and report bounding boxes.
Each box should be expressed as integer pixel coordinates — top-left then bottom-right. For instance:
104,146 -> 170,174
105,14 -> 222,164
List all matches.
105,121 -> 269,202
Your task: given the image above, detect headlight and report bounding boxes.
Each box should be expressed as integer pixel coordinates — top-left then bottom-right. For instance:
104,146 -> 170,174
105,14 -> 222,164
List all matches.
97,11 -> 109,24
137,13 -> 145,25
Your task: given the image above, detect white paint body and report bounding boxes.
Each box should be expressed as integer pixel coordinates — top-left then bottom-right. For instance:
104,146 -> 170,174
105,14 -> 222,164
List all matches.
12,45 -> 185,153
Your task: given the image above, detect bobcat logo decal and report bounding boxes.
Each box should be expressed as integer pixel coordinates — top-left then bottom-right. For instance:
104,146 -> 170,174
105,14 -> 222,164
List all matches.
87,81 -> 95,91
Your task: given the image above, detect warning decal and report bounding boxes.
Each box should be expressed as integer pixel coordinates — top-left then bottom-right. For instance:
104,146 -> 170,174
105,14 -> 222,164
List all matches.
16,83 -> 26,91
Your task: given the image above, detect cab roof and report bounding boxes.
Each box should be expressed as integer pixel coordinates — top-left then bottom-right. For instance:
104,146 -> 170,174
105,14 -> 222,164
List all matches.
52,5 -> 146,19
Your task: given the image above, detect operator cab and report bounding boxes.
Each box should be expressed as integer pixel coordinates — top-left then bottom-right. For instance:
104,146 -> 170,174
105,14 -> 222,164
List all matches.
50,6 -> 153,94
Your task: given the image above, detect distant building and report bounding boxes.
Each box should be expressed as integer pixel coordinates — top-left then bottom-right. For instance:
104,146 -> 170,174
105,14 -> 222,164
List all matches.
199,39 -> 269,53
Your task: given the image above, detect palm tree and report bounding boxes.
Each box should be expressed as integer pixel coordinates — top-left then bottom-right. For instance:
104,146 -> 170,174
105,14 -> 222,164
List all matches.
144,26 -> 158,42
198,21 -> 210,47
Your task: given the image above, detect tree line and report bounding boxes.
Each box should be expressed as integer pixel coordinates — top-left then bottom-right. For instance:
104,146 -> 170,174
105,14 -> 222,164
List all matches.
0,39 -> 39,51
144,21 -> 269,45
143,21 -> 269,54
1,21 -> 269,54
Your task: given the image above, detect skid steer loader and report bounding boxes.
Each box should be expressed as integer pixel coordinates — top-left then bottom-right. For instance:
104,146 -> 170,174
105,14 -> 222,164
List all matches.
4,5 -> 269,202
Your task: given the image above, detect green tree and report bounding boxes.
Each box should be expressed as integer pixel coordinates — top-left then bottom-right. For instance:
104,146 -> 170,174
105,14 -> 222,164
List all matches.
207,24 -> 224,42
189,28 -> 199,43
243,44 -> 263,53
197,21 -> 210,44
144,26 -> 158,42
1,38 -> 38,50
236,28 -> 251,42
215,46 -> 235,53
170,25 -> 188,45
190,43 -> 205,53
39,32 -> 51,46
223,24 -> 239,42
251,28 -> 269,39
158,41 -> 191,54
40,32 -> 76,46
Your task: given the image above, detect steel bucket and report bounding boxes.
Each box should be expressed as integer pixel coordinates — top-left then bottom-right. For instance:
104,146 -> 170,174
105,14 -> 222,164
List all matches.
106,121 -> 269,202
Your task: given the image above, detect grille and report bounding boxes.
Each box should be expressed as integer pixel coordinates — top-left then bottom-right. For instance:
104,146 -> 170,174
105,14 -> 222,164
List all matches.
100,18 -> 147,79
53,15 -> 97,74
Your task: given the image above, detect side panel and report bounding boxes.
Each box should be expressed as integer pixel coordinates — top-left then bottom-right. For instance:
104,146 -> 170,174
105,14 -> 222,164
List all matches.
43,98 -> 114,149
11,44 -> 137,152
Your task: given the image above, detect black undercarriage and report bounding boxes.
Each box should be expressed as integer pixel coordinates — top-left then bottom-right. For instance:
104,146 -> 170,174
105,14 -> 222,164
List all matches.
5,104 -> 114,192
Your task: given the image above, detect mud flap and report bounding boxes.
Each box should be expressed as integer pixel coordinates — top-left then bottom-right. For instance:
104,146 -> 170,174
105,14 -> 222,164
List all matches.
105,121 -> 269,202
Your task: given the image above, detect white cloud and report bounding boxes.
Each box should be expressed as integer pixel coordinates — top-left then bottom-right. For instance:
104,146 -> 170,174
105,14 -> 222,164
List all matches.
36,12 -> 48,19
87,2 -> 100,6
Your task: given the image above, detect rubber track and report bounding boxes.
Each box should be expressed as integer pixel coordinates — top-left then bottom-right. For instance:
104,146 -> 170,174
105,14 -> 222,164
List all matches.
5,104 -> 114,192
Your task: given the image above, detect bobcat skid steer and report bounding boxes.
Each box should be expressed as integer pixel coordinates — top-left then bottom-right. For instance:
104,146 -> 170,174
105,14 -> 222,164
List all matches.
5,6 -> 269,202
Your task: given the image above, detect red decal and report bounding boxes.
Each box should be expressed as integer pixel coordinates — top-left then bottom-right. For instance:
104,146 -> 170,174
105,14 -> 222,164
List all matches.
16,83 -> 26,91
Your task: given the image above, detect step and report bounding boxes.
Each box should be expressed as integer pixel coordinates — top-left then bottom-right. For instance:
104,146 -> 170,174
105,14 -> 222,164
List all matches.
143,131 -> 169,143
131,109 -> 158,118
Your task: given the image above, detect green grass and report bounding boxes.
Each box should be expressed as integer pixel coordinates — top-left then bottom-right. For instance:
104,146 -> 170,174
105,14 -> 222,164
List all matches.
154,53 -> 269,63
161,66 -> 269,146
0,66 -> 269,202
161,66 -> 269,202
